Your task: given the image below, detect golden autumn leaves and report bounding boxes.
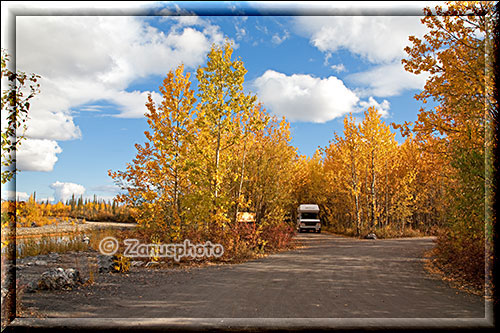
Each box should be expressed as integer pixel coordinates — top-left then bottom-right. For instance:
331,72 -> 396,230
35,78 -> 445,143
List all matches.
107,3 -> 493,289
293,107 -> 447,238
400,1 -> 494,285
109,41 -> 297,243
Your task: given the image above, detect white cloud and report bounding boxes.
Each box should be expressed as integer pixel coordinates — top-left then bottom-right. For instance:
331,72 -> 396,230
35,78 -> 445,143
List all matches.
294,15 -> 428,64
50,181 -> 86,203
36,196 -> 55,203
11,14 -> 226,172
323,52 -> 332,66
163,15 -> 205,28
16,139 -> 62,172
253,70 -> 359,123
16,16 -> 225,119
357,97 -> 391,117
15,15 -> 224,122
105,90 -> 163,118
347,62 -> 429,97
330,63 -> 346,73
235,24 -> 247,41
254,70 -> 394,123
271,30 -> 290,45
292,14 -> 431,100
23,108 -> 82,141
1,190 -> 30,201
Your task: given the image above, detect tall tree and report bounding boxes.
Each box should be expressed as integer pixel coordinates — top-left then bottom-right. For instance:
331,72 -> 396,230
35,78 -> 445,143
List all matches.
1,50 -> 41,184
402,1 -> 495,284
358,107 -> 397,229
109,64 -> 196,240
195,41 -> 257,229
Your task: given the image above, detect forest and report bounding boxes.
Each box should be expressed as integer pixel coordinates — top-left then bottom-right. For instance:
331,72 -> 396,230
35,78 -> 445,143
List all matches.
3,2 -> 496,288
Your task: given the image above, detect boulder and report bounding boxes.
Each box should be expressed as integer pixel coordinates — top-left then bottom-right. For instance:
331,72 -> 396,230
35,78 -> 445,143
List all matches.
27,268 -> 83,292
98,254 -> 123,273
365,233 -> 377,240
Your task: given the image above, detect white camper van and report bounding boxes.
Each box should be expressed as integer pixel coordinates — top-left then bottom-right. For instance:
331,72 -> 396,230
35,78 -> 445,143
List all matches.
297,204 -> 321,233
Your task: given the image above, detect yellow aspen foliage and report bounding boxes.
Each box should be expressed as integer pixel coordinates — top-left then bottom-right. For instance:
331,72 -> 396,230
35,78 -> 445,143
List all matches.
109,41 -> 298,250
401,1 -> 494,284
109,64 -> 196,240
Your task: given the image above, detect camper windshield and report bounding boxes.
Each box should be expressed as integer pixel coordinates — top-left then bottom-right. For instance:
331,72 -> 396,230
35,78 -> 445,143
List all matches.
301,212 -> 318,220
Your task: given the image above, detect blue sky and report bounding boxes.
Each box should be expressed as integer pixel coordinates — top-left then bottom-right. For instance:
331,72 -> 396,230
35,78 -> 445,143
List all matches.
1,1 -> 440,203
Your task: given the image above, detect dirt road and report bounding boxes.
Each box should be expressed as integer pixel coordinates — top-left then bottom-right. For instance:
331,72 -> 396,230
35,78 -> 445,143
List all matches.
16,233 -> 489,329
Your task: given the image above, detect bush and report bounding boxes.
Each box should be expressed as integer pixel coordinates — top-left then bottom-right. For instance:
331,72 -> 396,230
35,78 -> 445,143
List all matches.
433,227 -> 485,288
373,225 -> 424,239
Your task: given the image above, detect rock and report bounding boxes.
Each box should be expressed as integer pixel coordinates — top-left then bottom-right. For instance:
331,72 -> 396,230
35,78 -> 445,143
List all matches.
34,260 -> 48,266
98,254 -> 117,273
28,268 -> 83,292
47,253 -> 60,262
365,233 -> 377,240
98,254 -> 132,273
64,268 -> 82,284
25,281 -> 39,293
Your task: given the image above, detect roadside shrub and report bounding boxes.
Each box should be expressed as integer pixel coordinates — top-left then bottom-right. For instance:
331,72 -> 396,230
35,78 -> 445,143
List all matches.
434,227 -> 485,288
373,225 -> 424,239
113,254 -> 131,273
260,223 -> 295,251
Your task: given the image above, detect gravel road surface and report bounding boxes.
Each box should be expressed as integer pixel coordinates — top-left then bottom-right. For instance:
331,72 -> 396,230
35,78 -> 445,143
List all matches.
19,233 -> 485,319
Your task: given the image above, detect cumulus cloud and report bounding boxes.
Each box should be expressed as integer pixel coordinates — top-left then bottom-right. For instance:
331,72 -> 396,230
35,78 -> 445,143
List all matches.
254,70 -> 394,123
50,181 -> 86,203
108,90 -> 163,118
16,139 -> 62,172
16,16 -> 224,119
357,97 -> 391,118
12,15 -> 225,171
347,62 -> 429,97
292,14 -> 431,100
254,70 -> 359,123
294,15 -> 428,64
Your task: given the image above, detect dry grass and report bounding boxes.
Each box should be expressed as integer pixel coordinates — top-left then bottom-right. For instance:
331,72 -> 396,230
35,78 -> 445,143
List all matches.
16,234 -> 88,259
